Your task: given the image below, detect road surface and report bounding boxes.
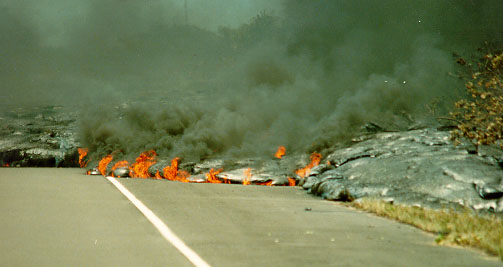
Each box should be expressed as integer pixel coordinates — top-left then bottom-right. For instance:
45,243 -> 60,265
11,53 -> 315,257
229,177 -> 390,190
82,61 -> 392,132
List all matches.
0,168 -> 499,266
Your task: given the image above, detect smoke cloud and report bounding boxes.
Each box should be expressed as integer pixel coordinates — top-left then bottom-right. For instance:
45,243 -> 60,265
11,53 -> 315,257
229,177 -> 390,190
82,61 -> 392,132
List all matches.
2,0 -> 503,161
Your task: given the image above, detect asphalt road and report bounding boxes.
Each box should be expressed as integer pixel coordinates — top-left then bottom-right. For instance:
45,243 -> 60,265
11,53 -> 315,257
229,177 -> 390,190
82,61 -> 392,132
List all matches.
0,168 -> 500,266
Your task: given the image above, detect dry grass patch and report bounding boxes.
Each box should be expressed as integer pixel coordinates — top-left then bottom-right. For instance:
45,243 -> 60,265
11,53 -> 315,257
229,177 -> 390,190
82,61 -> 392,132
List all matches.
350,198 -> 503,260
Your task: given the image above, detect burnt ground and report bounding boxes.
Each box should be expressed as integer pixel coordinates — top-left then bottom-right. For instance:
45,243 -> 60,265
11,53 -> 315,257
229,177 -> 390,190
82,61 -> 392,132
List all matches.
1,106 -> 503,214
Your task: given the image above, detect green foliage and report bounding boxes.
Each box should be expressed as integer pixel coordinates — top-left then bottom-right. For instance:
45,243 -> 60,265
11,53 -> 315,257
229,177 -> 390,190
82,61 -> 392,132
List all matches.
450,44 -> 503,149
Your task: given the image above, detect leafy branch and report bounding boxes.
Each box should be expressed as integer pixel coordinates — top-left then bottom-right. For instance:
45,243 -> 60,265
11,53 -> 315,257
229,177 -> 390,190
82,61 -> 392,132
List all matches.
450,43 -> 503,149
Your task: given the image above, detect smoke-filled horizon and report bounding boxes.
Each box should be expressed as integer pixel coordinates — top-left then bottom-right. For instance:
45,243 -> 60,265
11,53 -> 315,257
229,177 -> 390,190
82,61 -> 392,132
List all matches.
2,0 -> 503,161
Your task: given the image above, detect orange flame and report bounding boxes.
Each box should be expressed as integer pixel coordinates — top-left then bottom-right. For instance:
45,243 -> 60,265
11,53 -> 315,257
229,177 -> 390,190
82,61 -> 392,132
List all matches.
98,154 -> 113,176
274,146 -> 286,159
2,163 -> 9,167
130,150 -> 157,178
243,168 -> 252,185
87,149 -> 296,187
163,157 -> 178,180
295,152 -> 322,178
111,160 -> 130,177
205,168 -> 224,183
163,157 -> 191,182
78,148 -> 89,168
256,180 -> 274,186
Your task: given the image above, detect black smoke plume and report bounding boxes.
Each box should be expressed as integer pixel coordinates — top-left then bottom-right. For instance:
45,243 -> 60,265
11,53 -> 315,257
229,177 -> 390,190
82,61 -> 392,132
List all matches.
1,0 -> 502,161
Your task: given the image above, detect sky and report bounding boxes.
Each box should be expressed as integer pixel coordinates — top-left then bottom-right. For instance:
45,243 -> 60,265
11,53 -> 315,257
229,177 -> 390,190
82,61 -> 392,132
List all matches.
3,0 -> 282,48
174,0 -> 283,30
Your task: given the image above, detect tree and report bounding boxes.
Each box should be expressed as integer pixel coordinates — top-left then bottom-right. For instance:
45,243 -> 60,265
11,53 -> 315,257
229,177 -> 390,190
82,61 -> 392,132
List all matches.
450,43 -> 503,149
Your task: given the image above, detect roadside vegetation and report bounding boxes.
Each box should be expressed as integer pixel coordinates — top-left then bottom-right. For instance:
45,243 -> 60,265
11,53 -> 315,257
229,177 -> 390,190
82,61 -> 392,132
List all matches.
351,199 -> 503,260
450,43 -> 503,150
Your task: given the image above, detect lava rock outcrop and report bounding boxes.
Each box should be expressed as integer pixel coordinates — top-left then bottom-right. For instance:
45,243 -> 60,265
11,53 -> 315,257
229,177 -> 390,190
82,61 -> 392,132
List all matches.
301,128 -> 503,213
0,106 -> 80,167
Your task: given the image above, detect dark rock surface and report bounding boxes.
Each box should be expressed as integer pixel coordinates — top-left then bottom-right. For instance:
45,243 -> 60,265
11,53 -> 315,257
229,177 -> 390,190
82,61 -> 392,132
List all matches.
113,167 -> 131,178
301,128 -> 503,213
0,106 -> 80,167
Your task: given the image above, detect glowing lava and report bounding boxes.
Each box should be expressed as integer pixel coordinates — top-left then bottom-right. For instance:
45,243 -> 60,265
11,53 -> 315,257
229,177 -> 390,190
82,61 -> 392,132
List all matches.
274,146 -> 286,159
205,168 -> 224,183
256,180 -> 274,186
243,168 -> 252,185
295,152 -> 322,178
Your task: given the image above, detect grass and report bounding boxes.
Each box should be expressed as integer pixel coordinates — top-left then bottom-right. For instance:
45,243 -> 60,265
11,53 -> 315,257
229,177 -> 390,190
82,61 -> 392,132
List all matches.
349,198 -> 503,260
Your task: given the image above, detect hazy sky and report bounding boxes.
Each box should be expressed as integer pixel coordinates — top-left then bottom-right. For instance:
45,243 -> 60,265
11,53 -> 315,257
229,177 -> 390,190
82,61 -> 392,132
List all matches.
174,0 -> 283,30
4,0 -> 282,47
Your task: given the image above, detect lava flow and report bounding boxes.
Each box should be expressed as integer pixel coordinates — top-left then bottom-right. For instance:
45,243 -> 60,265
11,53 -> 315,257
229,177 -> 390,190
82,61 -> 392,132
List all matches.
86,148 -> 302,187
206,168 -> 224,183
111,160 -> 130,177
295,152 -> 322,178
243,168 -> 277,186
91,150 -> 231,183
255,180 -> 274,186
